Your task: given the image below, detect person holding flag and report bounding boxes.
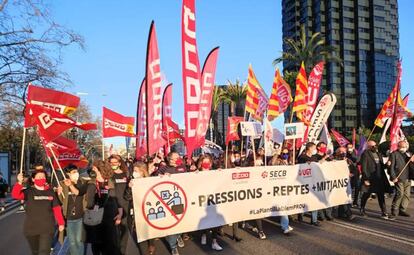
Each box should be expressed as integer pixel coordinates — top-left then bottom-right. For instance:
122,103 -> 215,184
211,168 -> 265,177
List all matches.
11,170 -> 65,255
388,141 -> 414,219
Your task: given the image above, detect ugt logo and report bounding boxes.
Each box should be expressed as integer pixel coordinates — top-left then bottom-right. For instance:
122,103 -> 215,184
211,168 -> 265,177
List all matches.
298,168 -> 312,177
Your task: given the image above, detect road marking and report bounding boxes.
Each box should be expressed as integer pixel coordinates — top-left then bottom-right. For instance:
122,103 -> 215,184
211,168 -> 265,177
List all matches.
329,220 -> 414,247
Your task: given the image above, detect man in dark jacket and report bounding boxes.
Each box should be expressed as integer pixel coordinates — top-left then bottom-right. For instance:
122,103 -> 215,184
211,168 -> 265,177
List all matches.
346,143 -> 360,207
388,141 -> 414,219
359,140 -> 391,219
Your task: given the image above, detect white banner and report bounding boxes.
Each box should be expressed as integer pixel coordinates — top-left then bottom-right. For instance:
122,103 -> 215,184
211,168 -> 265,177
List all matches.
132,160 -> 352,242
307,93 -> 337,143
284,122 -> 305,140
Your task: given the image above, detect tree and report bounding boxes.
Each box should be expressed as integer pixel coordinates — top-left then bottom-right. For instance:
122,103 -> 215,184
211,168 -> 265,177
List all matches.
0,0 -> 84,107
222,79 -> 247,117
273,25 -> 342,87
210,85 -> 224,143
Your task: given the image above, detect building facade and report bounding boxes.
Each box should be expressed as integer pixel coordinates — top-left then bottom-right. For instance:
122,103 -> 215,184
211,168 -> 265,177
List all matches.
282,0 -> 399,133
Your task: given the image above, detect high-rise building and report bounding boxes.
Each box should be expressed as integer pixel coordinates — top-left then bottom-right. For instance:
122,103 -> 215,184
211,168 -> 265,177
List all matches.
282,0 -> 399,133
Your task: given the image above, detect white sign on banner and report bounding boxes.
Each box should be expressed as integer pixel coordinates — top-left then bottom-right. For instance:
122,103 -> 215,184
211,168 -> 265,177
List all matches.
272,128 -> 285,144
132,160 -> 352,242
240,121 -> 262,137
284,122 -> 305,139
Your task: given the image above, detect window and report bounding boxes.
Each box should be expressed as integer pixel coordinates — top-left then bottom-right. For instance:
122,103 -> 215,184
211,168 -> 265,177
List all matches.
374,16 -> 385,22
344,17 -> 354,23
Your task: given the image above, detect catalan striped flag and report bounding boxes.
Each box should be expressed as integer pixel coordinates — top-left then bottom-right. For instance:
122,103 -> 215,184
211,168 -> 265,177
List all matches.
374,61 -> 401,128
292,62 -> 309,125
245,65 -> 268,121
267,69 -> 292,121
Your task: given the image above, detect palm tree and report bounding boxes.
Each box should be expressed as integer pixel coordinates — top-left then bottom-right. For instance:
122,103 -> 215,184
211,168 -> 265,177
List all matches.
222,79 -> 247,117
273,25 -> 342,84
210,85 -> 224,143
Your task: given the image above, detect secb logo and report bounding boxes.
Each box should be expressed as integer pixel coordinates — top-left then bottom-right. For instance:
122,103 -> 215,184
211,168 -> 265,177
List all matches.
261,170 -> 287,180
298,168 -> 312,177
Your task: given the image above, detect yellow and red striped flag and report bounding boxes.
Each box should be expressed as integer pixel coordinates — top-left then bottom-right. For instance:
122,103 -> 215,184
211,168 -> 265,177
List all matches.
245,64 -> 268,121
267,69 -> 292,121
292,62 -> 310,125
374,62 -> 401,128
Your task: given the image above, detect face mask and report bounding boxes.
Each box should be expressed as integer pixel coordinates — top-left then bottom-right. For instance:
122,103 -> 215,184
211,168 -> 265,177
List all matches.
175,158 -> 183,166
399,148 -> 407,153
281,153 -> 289,160
201,162 -> 212,170
111,165 -> 119,170
312,149 -> 317,155
132,171 -> 143,179
34,178 -> 47,187
319,147 -> 327,154
347,148 -> 353,153
341,152 -> 347,158
370,146 -> 378,152
70,172 -> 79,182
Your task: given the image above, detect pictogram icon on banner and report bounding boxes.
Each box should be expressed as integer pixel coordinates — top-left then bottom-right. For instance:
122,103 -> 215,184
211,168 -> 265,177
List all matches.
141,181 -> 188,230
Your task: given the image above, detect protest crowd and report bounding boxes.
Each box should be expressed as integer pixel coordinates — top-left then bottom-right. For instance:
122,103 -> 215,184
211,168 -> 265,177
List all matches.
6,1 -> 413,255
10,138 -> 414,255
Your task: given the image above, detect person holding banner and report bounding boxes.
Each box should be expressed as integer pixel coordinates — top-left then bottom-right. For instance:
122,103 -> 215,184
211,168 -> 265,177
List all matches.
313,142 -> 334,221
56,164 -> 89,255
157,152 -> 186,255
108,155 -> 130,255
85,161 -> 122,255
196,155 -> 224,251
359,141 -> 391,219
388,141 -> 414,219
297,142 -> 320,226
270,149 -> 294,235
11,170 -> 65,255
124,161 -> 156,255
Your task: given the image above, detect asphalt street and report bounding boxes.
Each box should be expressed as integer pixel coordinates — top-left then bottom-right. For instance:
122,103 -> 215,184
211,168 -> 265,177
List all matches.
1,195 -> 413,255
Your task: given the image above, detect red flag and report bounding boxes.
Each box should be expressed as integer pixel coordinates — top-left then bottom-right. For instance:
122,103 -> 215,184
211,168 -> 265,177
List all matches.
195,47 -> 219,148
225,117 -> 244,145
182,0 -> 202,156
53,149 -> 89,169
146,21 -> 166,156
27,104 -> 97,142
163,118 -> 184,144
136,79 -> 147,158
39,134 -> 78,158
162,83 -> 173,153
102,107 -> 135,138
25,84 -> 80,127
331,129 -> 350,147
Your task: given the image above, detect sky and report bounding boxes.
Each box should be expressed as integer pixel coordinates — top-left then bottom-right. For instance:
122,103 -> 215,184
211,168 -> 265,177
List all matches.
50,0 -> 414,146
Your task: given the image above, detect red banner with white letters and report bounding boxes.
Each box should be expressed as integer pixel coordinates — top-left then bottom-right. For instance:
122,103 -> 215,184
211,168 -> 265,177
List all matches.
182,0 -> 202,156
146,21 -> 166,155
195,47 -> 219,148
331,129 -> 350,147
102,107 -> 135,138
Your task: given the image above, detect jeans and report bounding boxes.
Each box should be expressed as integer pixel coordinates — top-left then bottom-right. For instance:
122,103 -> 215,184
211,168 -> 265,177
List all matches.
165,234 -> 179,250
311,211 -> 318,223
391,180 -> 411,214
280,215 -> 289,230
25,233 -> 54,255
67,218 -> 85,255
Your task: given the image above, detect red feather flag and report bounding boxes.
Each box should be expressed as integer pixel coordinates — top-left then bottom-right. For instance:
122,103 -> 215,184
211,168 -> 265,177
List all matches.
182,0 -> 202,156
102,107 -> 135,138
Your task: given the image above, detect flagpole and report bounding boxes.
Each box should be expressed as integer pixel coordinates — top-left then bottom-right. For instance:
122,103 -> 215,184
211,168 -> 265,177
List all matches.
251,136 -> 257,166
225,142 -> 229,169
367,125 -> 376,142
46,156 -> 64,199
48,147 -> 67,180
19,128 -> 27,174
240,109 -> 247,156
102,137 -> 105,160
292,138 -> 296,165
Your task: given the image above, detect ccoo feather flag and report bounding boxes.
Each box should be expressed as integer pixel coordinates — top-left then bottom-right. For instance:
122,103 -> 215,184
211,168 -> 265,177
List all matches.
292,62 -> 309,125
267,69 -> 292,121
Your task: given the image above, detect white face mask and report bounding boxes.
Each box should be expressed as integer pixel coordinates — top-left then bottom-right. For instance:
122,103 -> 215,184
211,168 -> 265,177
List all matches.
312,149 -> 317,155
70,172 -> 79,182
133,171 -> 143,179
